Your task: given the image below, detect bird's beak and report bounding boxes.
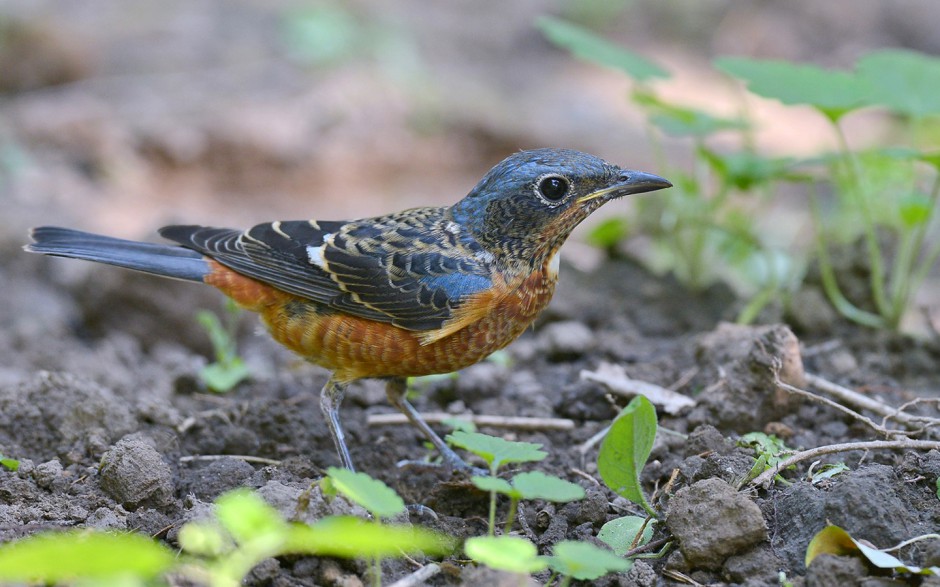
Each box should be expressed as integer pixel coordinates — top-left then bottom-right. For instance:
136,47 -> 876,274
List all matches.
577,170 -> 672,204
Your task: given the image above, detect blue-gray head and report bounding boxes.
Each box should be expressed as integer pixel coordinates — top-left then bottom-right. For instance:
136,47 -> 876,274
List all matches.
450,148 -> 671,263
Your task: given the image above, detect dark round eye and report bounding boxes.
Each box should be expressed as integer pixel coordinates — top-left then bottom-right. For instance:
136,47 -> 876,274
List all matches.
537,174 -> 570,202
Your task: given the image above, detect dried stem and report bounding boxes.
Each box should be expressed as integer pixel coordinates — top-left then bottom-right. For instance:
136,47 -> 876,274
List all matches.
749,439 -> 940,488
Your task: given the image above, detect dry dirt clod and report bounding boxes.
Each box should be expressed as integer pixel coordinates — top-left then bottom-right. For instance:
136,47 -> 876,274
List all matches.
99,434 -> 176,510
665,478 -> 768,571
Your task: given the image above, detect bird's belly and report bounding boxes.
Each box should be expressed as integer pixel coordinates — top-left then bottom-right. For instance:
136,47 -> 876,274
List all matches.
266,272 -> 556,382
205,260 -> 557,381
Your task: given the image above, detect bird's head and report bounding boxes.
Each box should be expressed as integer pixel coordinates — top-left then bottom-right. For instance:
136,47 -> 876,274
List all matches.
450,148 -> 671,266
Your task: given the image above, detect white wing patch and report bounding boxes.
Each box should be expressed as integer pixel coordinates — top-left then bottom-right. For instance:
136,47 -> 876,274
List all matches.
305,233 -> 331,268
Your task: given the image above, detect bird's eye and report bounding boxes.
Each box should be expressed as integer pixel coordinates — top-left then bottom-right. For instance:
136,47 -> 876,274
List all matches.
536,174 -> 570,202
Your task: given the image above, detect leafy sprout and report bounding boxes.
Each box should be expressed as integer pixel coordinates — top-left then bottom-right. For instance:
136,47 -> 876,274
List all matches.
0,453 -> 18,471
597,395 -> 658,518
446,431 -> 547,475
464,535 -> 547,574
324,467 -> 405,520
197,300 -> 250,392
471,470 -> 585,535
0,531 -> 175,585
546,540 -> 633,584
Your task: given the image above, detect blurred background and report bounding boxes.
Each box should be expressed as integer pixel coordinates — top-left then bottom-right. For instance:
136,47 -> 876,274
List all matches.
1,0 -> 935,227
2,0 -> 939,332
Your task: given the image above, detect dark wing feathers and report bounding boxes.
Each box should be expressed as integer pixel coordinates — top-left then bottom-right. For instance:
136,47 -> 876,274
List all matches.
159,212 -> 493,331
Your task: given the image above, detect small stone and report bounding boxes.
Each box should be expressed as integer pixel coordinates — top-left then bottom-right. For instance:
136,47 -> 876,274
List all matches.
666,478 -> 768,570
99,434 -> 175,509
32,459 -> 63,489
86,506 -> 127,530
539,320 -> 595,360
806,554 -> 868,585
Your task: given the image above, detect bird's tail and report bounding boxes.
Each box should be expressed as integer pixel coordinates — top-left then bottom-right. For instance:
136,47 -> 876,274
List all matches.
25,226 -> 210,282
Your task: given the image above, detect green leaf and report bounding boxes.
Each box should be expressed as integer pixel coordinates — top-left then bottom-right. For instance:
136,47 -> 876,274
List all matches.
326,467 -> 405,519
597,395 -> 658,517
899,193 -> 933,228
598,516 -> 655,556
446,431 -> 547,473
177,521 -> 231,558
0,531 -> 176,583
464,536 -> 547,574
286,516 -> 455,558
472,475 -> 515,496
936,477 -> 940,500
0,454 -> 18,471
547,540 -> 632,580
810,463 -> 849,485
856,49 -> 940,118
699,147 -> 799,190
715,57 -> 869,122
200,359 -> 250,393
536,17 -> 669,82
739,432 -> 792,468
511,471 -> 586,503
215,489 -> 287,545
587,217 -> 631,249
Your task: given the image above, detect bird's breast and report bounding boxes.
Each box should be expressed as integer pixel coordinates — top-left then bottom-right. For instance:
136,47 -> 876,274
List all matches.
206,260 -> 559,382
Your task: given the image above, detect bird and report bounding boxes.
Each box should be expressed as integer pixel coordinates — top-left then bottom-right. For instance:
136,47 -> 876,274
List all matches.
25,148 -> 671,471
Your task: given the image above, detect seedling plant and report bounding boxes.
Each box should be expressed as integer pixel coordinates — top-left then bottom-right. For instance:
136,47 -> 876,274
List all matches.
539,18 -> 940,330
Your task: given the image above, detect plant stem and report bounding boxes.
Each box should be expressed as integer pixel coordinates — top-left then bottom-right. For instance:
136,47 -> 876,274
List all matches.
833,121 -> 890,318
808,187 -> 885,328
487,489 -> 496,537
503,497 -> 519,536
749,439 -> 940,488
372,556 -> 381,587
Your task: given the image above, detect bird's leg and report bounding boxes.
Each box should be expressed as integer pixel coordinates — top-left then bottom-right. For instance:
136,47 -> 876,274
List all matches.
320,376 -> 355,471
385,377 -> 474,471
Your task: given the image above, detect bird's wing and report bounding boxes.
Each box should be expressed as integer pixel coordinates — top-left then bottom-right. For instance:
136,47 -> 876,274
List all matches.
159,210 -> 494,331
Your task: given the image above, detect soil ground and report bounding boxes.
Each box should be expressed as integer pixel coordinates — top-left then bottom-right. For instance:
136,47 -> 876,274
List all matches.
3,2 -> 940,586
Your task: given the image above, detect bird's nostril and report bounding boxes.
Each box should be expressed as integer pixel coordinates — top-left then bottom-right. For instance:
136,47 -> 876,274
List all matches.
618,171 -> 632,182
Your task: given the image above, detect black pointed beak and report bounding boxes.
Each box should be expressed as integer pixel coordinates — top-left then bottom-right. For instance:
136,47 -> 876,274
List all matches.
577,169 -> 672,204
614,170 -> 672,195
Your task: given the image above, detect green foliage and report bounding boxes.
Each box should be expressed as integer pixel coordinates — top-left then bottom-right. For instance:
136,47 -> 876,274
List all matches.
714,57 -> 868,122
809,462 -> 849,485
738,432 -> 794,486
465,535 -> 547,574
446,430 -> 547,475
325,467 -> 405,519
546,540 -> 633,582
542,18 -> 940,330
197,300 -> 250,392
718,53 -> 940,330
0,453 -> 18,471
472,470 -> 585,535
0,531 -> 175,584
447,432 -> 548,535
806,526 -> 940,576
598,395 -> 658,518
535,17 -> 668,82
178,487 -> 452,587
597,515 -> 655,556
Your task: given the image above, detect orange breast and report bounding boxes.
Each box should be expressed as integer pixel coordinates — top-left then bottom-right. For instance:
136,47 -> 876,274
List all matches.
204,260 -> 556,382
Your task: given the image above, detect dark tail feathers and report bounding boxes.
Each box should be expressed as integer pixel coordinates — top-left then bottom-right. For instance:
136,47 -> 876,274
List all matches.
25,226 -> 209,282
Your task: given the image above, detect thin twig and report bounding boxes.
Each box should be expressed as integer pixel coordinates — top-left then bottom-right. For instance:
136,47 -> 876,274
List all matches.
623,537 -> 672,559
386,563 -> 441,587
179,454 -> 282,466
774,366 -> 906,439
367,412 -> 574,430
806,372 -> 940,431
750,439 -> 940,488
